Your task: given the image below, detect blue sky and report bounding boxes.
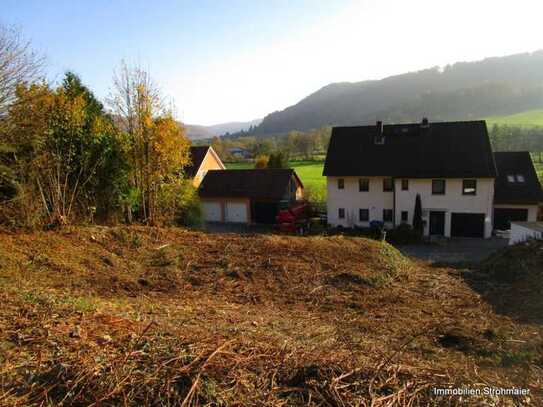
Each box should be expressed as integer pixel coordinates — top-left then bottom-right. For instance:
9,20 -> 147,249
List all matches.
3,1 -> 543,124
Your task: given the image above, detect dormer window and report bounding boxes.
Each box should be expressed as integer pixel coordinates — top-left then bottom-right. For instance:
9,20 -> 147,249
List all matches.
507,174 -> 525,183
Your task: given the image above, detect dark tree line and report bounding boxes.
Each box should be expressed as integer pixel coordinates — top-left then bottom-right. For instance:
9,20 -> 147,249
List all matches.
489,124 -> 543,161
209,127 -> 332,162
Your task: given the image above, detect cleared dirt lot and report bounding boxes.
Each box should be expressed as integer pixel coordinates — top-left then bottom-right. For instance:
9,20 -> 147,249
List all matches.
0,227 -> 539,405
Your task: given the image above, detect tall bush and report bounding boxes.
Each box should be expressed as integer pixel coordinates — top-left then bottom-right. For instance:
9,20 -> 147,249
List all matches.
254,154 -> 269,168
267,152 -> 289,169
1,74 -> 127,227
155,178 -> 202,227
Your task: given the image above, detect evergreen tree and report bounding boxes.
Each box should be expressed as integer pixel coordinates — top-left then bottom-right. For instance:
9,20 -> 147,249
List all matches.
267,152 -> 289,169
413,194 -> 423,235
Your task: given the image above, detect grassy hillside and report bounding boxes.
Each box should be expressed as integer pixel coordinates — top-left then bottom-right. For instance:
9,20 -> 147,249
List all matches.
485,109 -> 543,127
254,51 -> 543,135
0,226 -> 541,405
534,160 -> 543,179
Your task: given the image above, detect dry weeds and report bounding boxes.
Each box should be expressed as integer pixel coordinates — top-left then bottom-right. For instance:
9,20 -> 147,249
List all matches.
0,226 -> 540,405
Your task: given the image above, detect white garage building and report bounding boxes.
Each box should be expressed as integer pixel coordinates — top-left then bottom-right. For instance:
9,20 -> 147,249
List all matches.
199,169 -> 304,224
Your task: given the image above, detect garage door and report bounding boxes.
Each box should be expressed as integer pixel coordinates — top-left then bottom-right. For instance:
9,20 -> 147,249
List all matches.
225,201 -> 248,223
493,208 -> 528,230
202,201 -> 221,222
451,213 -> 485,238
254,202 -> 280,224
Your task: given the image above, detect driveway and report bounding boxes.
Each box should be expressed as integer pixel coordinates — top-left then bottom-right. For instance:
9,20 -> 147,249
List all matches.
399,237 -> 508,264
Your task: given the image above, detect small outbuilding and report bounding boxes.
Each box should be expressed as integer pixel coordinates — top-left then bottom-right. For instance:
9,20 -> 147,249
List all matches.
199,169 -> 303,224
227,147 -> 252,160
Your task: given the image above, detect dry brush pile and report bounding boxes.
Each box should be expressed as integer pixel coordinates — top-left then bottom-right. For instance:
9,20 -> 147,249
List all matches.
0,226 -> 541,405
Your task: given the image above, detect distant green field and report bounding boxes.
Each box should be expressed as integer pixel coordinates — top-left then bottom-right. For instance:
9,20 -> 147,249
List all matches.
225,160 -> 326,196
534,161 -> 543,180
484,109 -> 543,127
224,162 -> 254,170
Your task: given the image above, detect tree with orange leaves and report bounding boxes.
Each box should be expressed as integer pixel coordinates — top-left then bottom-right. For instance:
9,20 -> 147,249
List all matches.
108,62 -> 190,224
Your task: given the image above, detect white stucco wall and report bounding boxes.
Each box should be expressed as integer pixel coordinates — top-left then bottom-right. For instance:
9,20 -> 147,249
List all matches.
327,177 -> 394,228
395,178 -> 495,238
510,222 -> 543,245
493,204 -> 539,223
327,176 -> 495,238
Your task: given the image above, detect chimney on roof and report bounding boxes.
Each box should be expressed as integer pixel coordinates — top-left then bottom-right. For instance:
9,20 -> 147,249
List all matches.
376,120 -> 383,134
421,117 -> 429,128
374,120 -> 385,145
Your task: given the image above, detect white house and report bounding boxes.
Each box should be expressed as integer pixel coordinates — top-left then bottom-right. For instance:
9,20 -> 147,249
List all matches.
323,119 -> 542,238
493,152 -> 542,229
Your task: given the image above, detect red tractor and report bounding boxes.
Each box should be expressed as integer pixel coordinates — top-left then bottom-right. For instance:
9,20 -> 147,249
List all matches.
273,202 -> 311,235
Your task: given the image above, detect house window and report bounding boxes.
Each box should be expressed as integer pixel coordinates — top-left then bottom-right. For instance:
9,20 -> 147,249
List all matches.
401,179 -> 409,191
359,209 -> 369,222
359,178 -> 369,192
383,209 -> 393,222
506,174 -> 526,184
338,178 -> 344,189
338,208 -> 345,219
462,179 -> 477,195
401,211 -> 408,222
432,179 -> 446,195
383,178 -> 393,192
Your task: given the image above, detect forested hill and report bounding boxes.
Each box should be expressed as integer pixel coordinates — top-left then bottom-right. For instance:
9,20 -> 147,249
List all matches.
254,50 -> 543,135
185,118 -> 262,140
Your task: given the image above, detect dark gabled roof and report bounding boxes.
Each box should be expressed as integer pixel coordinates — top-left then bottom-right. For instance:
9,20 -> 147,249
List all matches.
323,120 -> 497,178
199,169 -> 302,201
184,146 -> 210,177
494,152 -> 543,205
